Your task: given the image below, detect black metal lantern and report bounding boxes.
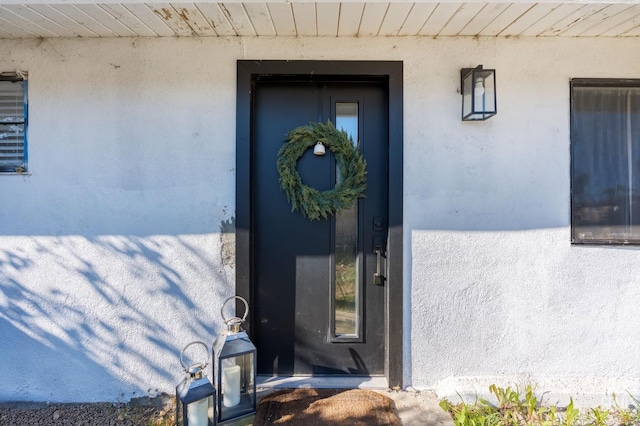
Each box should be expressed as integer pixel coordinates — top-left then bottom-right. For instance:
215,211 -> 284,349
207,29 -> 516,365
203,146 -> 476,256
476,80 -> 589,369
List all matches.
213,296 -> 257,424
176,341 -> 216,426
461,65 -> 497,121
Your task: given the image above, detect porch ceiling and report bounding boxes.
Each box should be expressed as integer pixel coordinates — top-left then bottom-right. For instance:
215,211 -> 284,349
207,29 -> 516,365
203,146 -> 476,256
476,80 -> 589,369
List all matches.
0,1 -> 638,39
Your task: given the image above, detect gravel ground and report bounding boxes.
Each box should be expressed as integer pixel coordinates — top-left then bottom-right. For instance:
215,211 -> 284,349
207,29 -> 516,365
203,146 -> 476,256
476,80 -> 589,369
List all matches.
0,401 -> 176,426
0,389 -> 450,426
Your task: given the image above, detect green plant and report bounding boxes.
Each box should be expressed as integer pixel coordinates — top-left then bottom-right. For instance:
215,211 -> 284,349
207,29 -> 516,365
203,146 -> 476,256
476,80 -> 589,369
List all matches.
523,385 -> 557,426
486,384 -> 523,410
439,397 -> 502,426
563,397 -> 580,426
589,407 -> 609,426
525,385 -> 539,420
543,406 -> 559,426
612,392 -> 640,425
439,384 -> 640,426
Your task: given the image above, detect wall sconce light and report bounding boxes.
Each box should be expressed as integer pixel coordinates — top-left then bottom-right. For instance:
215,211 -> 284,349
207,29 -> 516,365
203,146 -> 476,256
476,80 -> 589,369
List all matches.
460,65 -> 496,121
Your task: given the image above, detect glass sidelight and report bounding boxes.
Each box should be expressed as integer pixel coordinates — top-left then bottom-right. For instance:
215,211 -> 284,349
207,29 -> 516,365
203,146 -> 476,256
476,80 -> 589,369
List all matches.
333,102 -> 360,339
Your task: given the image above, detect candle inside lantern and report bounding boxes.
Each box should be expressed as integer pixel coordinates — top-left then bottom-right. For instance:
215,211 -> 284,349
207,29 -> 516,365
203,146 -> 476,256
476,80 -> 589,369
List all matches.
222,364 -> 241,407
187,398 -> 209,426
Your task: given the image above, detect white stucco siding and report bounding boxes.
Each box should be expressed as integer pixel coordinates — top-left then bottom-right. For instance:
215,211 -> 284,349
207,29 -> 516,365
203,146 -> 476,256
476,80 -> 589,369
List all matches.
403,37 -> 640,403
0,38 -> 239,401
411,230 -> 640,404
0,235 -> 231,401
0,36 -> 638,403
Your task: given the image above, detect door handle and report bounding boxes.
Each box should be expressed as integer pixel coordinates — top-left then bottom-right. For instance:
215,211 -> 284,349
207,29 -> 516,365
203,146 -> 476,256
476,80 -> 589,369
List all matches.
374,245 -> 386,286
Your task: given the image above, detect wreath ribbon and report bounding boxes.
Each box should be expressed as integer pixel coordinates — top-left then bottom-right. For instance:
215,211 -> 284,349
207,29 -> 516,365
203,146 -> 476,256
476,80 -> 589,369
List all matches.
277,121 -> 367,220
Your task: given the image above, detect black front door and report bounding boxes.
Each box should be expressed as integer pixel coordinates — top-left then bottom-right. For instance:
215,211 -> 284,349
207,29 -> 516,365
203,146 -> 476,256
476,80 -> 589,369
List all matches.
251,78 -> 389,376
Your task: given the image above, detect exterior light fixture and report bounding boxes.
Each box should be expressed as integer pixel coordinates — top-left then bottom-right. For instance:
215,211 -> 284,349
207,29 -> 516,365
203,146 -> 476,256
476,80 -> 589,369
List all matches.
176,341 -> 216,426
313,141 -> 326,156
213,296 -> 257,424
461,65 -> 496,121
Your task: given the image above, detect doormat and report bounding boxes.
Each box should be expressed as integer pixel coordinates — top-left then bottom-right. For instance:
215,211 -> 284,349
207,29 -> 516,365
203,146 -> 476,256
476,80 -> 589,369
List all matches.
254,388 -> 400,425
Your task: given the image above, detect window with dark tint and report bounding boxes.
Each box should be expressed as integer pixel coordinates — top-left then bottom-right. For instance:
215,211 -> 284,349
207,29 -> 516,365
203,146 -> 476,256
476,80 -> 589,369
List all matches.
571,80 -> 640,244
0,74 -> 27,173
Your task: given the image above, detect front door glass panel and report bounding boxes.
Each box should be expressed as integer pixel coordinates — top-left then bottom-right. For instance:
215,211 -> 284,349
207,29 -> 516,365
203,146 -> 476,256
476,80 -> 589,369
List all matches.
334,102 -> 359,338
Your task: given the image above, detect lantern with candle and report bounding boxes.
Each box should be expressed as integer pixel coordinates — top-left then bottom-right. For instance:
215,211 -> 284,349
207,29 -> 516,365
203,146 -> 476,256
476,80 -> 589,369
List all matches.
176,341 -> 216,426
213,296 -> 257,424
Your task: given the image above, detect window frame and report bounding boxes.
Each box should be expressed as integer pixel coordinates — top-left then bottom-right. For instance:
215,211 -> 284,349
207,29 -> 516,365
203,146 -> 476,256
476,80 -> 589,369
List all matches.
0,72 -> 28,174
570,78 -> 640,245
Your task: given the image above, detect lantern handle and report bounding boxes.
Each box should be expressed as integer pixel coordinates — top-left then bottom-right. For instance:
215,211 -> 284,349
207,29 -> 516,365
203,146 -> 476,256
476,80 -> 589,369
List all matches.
221,295 -> 249,325
179,341 -> 210,372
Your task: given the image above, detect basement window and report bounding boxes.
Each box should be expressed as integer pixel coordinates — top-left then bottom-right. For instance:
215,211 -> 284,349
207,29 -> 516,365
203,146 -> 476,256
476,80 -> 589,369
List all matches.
571,79 -> 640,244
0,71 -> 28,174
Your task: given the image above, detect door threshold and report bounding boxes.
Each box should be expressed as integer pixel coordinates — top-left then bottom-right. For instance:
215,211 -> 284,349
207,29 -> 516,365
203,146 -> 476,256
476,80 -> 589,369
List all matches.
257,375 -> 389,389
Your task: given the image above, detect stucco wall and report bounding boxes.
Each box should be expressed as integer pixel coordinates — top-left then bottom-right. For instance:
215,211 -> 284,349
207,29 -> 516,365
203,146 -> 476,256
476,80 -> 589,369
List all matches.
0,35 -> 638,403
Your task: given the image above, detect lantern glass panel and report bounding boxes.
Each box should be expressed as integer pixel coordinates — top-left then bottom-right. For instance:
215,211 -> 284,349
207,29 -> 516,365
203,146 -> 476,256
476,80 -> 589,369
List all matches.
462,71 -> 474,120
216,332 -> 257,423
478,70 -> 496,115
462,68 -> 497,121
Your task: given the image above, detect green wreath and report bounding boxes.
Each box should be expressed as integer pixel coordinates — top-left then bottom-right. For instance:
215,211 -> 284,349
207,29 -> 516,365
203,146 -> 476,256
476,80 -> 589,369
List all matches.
277,121 -> 367,220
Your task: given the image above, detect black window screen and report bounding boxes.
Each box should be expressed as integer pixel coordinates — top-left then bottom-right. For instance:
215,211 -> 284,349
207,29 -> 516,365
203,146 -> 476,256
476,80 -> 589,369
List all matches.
0,78 -> 26,173
571,80 -> 640,244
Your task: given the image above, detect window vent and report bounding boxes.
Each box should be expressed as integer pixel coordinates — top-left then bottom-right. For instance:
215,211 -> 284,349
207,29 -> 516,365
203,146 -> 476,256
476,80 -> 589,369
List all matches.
0,72 -> 27,173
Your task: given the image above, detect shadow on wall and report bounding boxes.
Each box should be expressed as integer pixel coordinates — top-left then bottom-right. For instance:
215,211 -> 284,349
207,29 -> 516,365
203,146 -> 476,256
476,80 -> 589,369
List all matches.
0,230 -> 233,402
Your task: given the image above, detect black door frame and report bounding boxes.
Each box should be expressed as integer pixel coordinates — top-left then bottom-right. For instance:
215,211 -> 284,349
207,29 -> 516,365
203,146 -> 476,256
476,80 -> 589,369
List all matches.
236,60 -> 403,388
